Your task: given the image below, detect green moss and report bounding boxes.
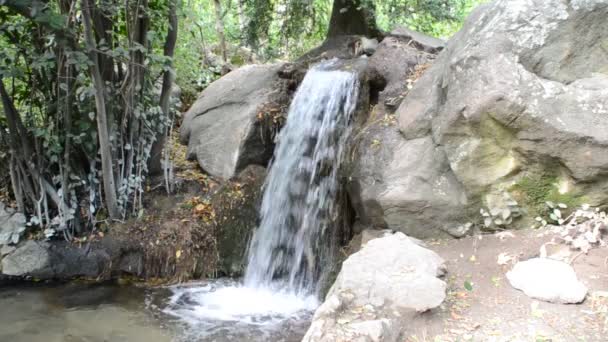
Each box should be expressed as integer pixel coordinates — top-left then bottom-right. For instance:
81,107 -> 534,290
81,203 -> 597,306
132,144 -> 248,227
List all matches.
512,173 -> 585,216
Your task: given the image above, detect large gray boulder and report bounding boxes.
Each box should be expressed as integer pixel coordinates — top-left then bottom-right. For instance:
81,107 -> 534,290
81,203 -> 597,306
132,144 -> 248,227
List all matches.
347,31 -> 470,238
348,126 -> 469,238
303,232 -> 446,342
399,0 -> 608,204
351,0 -> 608,238
180,63 -> 284,180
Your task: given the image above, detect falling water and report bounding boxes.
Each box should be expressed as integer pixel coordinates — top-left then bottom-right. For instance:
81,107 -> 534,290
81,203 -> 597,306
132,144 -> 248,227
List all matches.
159,60 -> 359,340
244,60 -> 359,295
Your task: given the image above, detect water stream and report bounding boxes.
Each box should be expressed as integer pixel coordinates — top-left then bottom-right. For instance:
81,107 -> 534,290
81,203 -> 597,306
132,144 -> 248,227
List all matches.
161,60 -> 359,340
244,61 -> 359,294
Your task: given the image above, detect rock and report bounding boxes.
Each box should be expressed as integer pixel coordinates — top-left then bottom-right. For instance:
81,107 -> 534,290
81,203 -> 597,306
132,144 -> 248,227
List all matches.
382,0 -> 608,234
360,229 -> 391,247
210,165 -> 266,276
347,32 -> 470,239
0,237 -> 144,280
367,35 -> 435,110
360,37 -> 378,56
348,126 -> 470,238
298,36 -> 367,62
390,26 -> 445,53
507,258 -> 588,304
1,240 -> 52,277
180,63 -> 284,180
0,245 -> 15,257
303,232 -> 446,341
0,202 -> 26,245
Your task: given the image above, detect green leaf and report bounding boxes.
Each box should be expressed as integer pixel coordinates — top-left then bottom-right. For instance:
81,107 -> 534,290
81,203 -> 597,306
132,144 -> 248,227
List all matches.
464,280 -> 473,291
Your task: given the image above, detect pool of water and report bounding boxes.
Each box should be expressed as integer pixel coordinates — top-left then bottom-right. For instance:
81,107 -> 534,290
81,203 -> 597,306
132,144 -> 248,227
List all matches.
0,280 -> 315,342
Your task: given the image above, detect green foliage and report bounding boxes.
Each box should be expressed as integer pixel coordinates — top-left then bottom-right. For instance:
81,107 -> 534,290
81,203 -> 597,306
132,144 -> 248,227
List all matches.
513,174 -> 584,218
0,0 -> 178,238
376,0 -> 488,38
171,0 -> 485,104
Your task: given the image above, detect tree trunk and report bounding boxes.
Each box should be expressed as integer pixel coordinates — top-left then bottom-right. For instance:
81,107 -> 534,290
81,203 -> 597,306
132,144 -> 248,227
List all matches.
81,0 -> 121,219
237,0 -> 247,45
149,0 -> 178,175
327,0 -> 380,38
213,0 -> 228,62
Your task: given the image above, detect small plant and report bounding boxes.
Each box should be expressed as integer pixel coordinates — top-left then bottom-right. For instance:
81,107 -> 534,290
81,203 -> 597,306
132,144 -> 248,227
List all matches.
480,195 -> 522,230
533,201 -> 568,228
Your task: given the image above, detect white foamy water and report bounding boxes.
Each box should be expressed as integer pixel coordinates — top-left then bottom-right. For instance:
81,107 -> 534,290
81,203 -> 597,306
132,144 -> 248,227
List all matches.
159,281 -> 317,341
245,60 -> 359,295
163,282 -> 318,325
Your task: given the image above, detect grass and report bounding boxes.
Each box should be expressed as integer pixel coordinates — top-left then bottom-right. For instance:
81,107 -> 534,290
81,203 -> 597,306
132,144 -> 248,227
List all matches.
511,173 -> 585,217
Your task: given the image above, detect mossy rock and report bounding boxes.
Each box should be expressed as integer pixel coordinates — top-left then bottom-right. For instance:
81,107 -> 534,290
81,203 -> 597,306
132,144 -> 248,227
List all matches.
210,165 -> 266,277
510,172 -> 587,218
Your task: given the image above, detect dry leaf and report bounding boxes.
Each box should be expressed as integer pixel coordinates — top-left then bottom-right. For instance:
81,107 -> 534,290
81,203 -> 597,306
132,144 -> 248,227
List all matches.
497,252 -> 515,265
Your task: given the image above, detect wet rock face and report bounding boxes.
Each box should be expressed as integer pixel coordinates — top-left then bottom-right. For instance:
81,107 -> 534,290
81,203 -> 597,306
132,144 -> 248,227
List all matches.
211,165 -> 266,277
303,232 -> 446,342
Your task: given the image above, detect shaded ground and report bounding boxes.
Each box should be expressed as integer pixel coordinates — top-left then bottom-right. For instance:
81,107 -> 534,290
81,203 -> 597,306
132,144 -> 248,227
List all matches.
404,229 -> 608,341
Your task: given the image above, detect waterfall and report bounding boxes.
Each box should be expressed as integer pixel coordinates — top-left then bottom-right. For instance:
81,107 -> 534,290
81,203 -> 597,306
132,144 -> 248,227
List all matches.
244,60 -> 359,295
160,62 -> 360,340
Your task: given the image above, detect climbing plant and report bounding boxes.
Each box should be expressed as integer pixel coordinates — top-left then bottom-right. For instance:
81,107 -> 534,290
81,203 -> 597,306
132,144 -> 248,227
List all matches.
0,0 -> 179,238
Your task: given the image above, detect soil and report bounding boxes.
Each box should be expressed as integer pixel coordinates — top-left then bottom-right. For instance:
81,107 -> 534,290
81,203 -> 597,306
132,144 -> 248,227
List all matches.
404,229 -> 608,341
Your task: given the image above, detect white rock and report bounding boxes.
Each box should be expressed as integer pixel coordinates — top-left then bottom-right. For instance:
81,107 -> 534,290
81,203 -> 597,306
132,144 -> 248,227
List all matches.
302,232 -> 447,341
1,240 -> 51,277
0,202 -> 26,245
0,245 -> 15,257
507,258 -> 588,304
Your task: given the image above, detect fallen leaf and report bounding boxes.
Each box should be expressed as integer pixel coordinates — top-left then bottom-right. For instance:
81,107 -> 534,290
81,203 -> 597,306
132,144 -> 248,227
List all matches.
496,231 -> 515,240
451,311 -> 463,320
464,280 -> 473,291
497,252 -> 515,265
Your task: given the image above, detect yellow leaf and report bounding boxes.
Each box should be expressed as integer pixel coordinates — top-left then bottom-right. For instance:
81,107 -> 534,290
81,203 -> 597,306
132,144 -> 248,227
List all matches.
176,250 -> 182,259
